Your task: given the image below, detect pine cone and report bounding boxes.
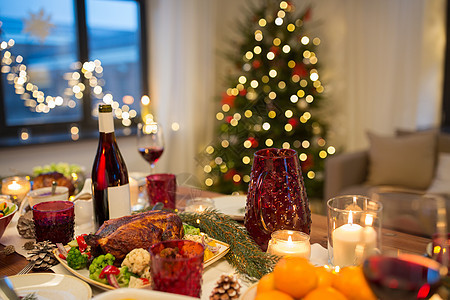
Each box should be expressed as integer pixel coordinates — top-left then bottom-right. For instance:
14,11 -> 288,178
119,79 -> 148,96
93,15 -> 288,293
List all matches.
17,210 -> 35,239
1,245 -> 15,255
27,241 -> 58,270
210,274 -> 241,300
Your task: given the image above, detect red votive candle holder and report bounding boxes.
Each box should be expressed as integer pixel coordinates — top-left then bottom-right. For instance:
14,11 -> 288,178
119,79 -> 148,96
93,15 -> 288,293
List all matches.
32,200 -> 74,244
150,239 -> 204,297
146,173 -> 176,210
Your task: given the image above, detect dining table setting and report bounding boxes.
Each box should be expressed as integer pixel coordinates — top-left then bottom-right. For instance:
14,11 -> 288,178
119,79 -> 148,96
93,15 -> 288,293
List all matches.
0,146 -> 447,300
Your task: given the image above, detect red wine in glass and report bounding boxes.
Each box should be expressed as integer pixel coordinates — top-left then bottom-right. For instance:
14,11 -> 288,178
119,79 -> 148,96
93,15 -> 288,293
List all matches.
137,122 -> 164,170
138,147 -> 164,166
363,254 -> 443,300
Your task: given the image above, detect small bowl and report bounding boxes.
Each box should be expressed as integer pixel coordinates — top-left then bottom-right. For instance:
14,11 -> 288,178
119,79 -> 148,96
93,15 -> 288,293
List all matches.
28,186 -> 69,208
0,200 -> 18,240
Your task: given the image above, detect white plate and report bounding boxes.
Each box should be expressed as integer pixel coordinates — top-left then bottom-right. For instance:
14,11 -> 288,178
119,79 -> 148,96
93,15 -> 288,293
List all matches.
92,288 -> 198,300
54,238 -> 230,291
213,195 -> 247,221
8,273 -> 92,300
240,283 -> 257,300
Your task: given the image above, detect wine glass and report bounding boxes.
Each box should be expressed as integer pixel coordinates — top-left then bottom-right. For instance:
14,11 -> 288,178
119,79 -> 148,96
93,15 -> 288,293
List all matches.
137,122 -> 164,171
362,194 -> 448,299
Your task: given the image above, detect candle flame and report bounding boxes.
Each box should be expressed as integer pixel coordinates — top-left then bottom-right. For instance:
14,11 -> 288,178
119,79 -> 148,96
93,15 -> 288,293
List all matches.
348,210 -> 353,225
365,214 -> 374,226
8,181 -> 21,191
287,235 -> 293,244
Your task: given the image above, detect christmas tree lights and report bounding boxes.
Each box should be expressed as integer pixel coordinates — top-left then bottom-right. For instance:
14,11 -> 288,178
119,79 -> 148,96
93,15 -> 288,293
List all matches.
199,0 -> 333,199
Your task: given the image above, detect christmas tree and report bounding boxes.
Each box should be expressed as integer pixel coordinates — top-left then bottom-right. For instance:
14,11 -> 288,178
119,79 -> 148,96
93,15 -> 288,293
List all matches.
199,0 -> 334,199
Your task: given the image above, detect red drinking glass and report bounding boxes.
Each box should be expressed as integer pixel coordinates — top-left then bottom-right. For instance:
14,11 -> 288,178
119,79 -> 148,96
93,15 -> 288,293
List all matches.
146,173 -> 176,210
244,148 -> 311,251
150,240 -> 204,297
32,200 -> 74,244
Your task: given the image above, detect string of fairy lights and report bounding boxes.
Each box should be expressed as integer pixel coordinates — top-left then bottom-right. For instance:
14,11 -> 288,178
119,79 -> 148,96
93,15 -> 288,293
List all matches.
202,1 -> 335,189
0,38 -> 142,141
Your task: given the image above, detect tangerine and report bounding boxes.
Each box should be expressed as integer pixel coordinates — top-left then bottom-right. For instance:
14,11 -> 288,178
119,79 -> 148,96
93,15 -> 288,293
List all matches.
304,286 -> 348,300
256,272 -> 275,294
254,290 -> 294,300
333,266 -> 376,300
315,266 -> 335,287
273,257 -> 318,298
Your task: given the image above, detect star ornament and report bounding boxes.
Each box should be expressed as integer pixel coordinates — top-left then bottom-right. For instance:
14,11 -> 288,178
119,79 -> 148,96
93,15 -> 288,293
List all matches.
23,8 -> 55,43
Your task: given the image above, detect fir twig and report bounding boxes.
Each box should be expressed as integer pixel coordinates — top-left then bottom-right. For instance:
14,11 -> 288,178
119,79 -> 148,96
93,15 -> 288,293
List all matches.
179,208 -> 279,282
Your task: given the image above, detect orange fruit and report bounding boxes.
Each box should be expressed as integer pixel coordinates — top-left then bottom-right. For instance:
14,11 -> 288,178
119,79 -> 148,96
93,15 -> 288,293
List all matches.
304,286 -> 348,300
273,257 -> 318,298
254,290 -> 294,300
256,272 -> 275,294
315,266 -> 335,287
333,266 -> 376,300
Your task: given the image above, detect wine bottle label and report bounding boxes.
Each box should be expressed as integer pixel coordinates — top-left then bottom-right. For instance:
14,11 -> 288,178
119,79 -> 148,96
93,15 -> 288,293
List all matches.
107,184 -> 131,219
99,111 -> 115,133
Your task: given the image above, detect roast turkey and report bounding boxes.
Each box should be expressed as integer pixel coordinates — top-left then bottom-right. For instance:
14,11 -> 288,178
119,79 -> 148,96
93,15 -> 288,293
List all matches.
85,210 -> 184,260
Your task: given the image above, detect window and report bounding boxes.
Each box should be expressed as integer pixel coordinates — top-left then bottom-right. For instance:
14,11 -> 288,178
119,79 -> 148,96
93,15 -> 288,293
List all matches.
0,0 -> 147,146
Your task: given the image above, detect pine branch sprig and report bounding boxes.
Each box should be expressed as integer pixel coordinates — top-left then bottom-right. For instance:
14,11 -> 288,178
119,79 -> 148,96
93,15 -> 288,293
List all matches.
179,208 -> 279,282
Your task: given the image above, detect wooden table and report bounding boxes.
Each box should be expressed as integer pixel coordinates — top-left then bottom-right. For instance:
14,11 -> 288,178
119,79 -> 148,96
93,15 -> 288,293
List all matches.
0,187 -> 431,277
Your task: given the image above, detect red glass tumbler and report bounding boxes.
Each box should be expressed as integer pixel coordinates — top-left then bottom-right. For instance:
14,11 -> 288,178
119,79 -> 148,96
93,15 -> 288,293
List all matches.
150,240 -> 204,297
245,148 -> 311,251
146,173 -> 176,209
32,200 -> 75,244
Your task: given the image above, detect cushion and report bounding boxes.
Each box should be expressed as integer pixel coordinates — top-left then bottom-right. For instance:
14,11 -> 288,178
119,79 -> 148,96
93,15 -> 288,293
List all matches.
366,131 -> 436,189
396,129 -> 450,153
427,153 -> 450,195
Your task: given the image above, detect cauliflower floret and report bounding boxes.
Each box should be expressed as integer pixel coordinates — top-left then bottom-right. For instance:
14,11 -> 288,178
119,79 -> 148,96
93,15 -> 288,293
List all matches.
129,276 -> 151,288
121,248 -> 151,277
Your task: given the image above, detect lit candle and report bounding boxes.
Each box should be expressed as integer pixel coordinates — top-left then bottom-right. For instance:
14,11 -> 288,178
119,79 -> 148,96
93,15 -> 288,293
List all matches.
362,214 -> 377,255
185,198 -> 215,213
267,230 -> 311,259
1,176 -> 31,202
332,211 -> 364,267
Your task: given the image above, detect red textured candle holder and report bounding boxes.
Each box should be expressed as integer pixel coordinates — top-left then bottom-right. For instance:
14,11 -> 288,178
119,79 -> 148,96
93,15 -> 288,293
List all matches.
32,200 -> 74,244
149,239 -> 204,297
146,173 -> 176,210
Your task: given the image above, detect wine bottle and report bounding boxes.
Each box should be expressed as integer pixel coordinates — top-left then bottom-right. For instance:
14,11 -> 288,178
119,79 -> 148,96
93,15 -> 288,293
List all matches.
91,104 -> 131,229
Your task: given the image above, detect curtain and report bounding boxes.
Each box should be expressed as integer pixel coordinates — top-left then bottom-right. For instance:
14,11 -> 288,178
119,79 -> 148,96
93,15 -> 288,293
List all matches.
310,0 -> 446,151
146,0 -> 217,179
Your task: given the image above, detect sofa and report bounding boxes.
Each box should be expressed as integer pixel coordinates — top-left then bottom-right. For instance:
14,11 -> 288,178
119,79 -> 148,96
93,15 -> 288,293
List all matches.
324,130 -> 450,237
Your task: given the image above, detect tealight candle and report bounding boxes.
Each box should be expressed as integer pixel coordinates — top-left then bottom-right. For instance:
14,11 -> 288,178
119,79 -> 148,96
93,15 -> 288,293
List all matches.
185,197 -> 215,213
267,230 -> 311,259
1,176 -> 31,203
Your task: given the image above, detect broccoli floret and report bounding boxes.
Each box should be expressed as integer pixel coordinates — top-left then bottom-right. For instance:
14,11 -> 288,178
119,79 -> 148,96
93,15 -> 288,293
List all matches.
89,253 -> 115,284
66,247 -> 88,270
117,266 -> 134,287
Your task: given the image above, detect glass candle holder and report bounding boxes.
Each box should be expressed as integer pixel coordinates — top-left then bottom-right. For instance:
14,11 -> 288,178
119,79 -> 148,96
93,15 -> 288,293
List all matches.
185,197 -> 215,213
327,195 -> 382,267
149,239 -> 204,297
32,200 -> 75,244
146,174 -> 176,210
267,230 -> 311,259
1,176 -> 31,204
